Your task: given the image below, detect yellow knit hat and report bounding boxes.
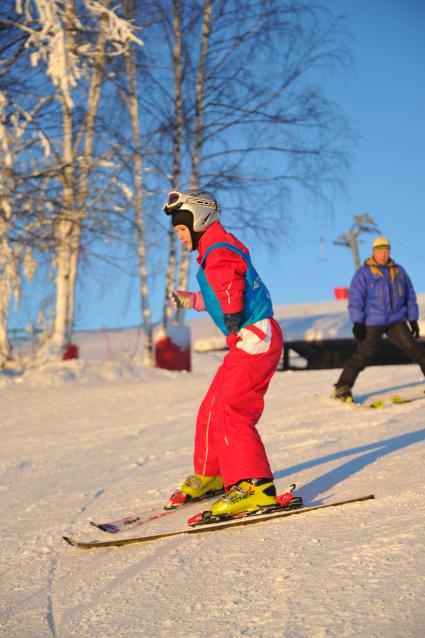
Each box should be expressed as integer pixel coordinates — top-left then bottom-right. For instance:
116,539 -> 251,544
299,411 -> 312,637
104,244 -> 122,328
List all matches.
373,236 -> 391,251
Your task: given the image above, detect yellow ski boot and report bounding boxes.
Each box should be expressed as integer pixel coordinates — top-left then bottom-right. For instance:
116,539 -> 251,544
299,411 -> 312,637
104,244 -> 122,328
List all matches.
199,478 -> 278,521
166,473 -> 224,509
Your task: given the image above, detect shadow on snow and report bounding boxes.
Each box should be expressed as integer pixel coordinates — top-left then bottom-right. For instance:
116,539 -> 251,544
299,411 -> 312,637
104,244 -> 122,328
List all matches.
274,427 -> 425,505
355,379 -> 424,403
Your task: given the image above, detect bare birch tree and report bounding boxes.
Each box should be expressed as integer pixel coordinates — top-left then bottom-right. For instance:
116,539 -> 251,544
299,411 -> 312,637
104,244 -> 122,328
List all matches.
174,0 -> 211,323
0,86 -> 45,367
158,0 -> 185,328
0,92 -> 16,366
67,0 -> 111,338
155,0 -> 352,317
11,0 -> 144,361
121,0 -> 155,365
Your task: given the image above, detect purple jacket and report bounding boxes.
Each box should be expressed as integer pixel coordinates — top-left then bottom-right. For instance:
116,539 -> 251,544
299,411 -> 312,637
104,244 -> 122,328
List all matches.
348,260 -> 419,326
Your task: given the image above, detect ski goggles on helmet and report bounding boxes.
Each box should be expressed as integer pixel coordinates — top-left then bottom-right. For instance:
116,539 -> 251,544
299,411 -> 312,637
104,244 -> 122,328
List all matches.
163,190 -> 220,215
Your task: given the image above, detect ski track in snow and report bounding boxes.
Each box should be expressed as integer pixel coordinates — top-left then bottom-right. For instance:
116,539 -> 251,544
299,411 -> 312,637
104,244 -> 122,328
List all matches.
1,354 -> 425,637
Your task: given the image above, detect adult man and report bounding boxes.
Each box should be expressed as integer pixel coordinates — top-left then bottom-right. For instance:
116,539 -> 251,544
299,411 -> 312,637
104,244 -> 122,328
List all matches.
163,189 -> 286,520
333,236 -> 425,401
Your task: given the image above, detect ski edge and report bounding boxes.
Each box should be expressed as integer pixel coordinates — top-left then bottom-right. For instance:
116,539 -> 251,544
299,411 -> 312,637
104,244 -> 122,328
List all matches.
63,494 -> 375,549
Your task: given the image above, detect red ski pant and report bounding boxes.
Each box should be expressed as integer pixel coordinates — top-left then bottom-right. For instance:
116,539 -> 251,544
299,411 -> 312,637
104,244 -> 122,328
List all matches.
193,317 -> 283,488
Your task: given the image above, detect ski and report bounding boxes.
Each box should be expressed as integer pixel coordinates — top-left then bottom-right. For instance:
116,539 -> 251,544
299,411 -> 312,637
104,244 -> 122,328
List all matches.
327,393 -> 424,409
63,494 -> 374,550
90,488 -> 226,534
390,393 -> 425,405
353,393 -> 425,409
90,509 -> 174,534
322,394 -> 385,410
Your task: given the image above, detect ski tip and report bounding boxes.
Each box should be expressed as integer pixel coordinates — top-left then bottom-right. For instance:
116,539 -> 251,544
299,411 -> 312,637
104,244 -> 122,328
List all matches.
63,536 -> 76,546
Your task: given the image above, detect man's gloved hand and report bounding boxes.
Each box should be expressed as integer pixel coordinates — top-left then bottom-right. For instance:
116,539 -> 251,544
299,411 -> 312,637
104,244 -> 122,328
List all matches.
352,322 -> 366,340
223,311 -> 243,335
169,291 -> 205,311
409,320 -> 420,339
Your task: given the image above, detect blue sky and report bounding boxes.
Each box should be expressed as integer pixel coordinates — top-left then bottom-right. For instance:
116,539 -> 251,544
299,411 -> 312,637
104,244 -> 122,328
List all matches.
12,1 -> 425,333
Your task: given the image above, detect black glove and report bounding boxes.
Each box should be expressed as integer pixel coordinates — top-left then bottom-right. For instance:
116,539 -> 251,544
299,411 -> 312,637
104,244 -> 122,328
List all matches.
409,320 -> 420,339
223,311 -> 243,334
352,322 -> 366,340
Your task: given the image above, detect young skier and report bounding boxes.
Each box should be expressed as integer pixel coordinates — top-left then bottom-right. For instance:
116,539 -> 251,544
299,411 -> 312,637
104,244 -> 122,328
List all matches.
333,236 -> 425,401
163,189 -> 284,520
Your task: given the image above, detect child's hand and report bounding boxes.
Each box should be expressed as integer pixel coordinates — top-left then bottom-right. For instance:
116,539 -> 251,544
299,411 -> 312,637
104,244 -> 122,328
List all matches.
169,291 -> 205,311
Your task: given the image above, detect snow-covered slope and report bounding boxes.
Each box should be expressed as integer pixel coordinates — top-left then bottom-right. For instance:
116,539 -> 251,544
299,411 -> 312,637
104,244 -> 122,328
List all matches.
1,353 -> 424,637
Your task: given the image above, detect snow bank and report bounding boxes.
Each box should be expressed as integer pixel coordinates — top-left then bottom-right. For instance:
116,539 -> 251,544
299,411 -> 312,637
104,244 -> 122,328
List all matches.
0,359 -> 182,389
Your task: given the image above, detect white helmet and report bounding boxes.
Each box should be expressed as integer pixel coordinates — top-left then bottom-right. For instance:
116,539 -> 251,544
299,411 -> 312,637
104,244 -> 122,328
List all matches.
163,189 -> 221,232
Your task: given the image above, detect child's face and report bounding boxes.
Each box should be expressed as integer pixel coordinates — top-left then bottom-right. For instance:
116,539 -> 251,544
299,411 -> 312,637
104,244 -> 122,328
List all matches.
175,225 -> 193,250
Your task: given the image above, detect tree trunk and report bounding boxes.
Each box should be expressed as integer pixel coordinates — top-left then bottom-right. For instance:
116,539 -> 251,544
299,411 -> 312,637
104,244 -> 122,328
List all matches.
47,0 -> 77,358
67,0 -> 110,339
163,0 -> 184,328
124,0 -> 154,366
176,0 -> 212,323
0,93 -> 13,366
0,231 -> 13,367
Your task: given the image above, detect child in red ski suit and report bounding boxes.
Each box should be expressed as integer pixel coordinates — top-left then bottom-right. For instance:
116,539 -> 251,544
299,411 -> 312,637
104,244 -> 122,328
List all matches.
163,189 -> 284,519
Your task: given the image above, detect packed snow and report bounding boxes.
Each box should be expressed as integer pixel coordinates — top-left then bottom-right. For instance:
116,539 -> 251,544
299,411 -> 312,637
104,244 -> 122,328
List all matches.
1,336 -> 425,636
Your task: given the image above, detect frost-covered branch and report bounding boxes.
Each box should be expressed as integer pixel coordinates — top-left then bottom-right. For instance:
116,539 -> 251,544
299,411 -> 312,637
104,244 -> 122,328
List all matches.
85,0 -> 144,54
16,0 -> 81,109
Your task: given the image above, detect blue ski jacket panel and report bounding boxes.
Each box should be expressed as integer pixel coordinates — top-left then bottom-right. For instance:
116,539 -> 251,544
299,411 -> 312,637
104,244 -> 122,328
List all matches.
196,242 -> 274,336
348,261 -> 419,325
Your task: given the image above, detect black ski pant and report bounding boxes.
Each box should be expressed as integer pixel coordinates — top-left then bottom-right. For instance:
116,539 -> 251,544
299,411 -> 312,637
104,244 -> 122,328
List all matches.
336,321 -> 425,389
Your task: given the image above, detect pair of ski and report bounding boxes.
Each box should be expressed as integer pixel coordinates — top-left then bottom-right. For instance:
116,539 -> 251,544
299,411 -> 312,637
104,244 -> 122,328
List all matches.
63,486 -> 375,549
337,392 -> 424,410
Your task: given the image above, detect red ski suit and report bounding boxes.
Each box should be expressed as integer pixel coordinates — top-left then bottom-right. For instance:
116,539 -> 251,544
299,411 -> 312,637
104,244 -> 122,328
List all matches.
193,222 -> 283,488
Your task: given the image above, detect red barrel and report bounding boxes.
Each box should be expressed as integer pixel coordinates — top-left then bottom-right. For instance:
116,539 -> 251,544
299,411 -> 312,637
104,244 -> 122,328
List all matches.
333,287 -> 349,300
155,325 -> 191,372
63,343 -> 79,360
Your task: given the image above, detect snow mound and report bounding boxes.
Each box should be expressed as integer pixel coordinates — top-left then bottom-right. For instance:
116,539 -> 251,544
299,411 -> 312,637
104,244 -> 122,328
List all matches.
1,359 -> 180,388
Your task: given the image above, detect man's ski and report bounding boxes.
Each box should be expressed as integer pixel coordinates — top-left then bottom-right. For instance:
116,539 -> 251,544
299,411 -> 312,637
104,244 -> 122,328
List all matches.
327,392 -> 424,410
63,494 -> 374,549
355,393 -> 425,408
390,393 -> 425,405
